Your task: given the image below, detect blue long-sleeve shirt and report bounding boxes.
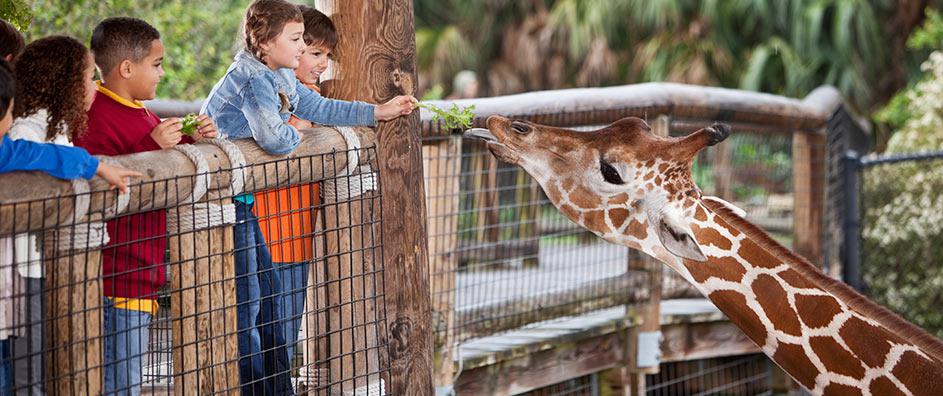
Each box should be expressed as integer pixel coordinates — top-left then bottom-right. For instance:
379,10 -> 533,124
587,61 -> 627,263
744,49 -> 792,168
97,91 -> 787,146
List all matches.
0,135 -> 99,179
202,50 -> 376,156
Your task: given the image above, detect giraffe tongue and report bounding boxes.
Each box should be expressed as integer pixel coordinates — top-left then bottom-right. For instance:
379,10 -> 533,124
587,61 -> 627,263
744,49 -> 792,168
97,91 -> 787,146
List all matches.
464,128 -> 498,142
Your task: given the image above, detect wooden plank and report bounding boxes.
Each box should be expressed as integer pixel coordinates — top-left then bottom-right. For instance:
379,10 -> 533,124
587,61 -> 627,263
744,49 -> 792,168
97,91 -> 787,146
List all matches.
659,320 -> 761,363
454,330 -> 626,395
422,136 -> 462,389
316,1 -> 434,394
456,270 -> 650,341
792,131 -> 826,265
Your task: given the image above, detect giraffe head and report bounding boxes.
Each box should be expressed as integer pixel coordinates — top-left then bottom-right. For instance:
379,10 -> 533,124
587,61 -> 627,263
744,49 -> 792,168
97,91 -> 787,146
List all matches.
465,115 -> 731,267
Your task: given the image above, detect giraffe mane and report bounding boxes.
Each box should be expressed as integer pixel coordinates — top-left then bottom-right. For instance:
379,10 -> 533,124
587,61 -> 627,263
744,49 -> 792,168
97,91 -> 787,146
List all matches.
701,198 -> 943,364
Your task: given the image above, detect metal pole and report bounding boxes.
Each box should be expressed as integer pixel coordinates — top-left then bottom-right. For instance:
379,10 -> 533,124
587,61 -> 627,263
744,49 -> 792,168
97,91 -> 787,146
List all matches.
841,150 -> 863,291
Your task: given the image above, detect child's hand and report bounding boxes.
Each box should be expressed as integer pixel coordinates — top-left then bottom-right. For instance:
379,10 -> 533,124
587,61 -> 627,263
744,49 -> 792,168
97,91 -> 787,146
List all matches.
151,118 -> 184,149
193,115 -> 219,140
95,163 -> 142,194
374,95 -> 418,121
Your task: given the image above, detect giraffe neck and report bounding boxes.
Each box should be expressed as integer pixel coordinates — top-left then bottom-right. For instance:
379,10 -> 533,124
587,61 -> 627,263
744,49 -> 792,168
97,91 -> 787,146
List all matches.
683,199 -> 943,395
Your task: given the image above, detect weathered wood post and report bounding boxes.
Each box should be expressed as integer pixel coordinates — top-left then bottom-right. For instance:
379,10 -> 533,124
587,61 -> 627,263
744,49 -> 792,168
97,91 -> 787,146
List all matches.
316,1 -> 435,394
41,180 -> 114,395
166,142 -> 242,395
792,130 -> 826,266
421,135 -> 462,390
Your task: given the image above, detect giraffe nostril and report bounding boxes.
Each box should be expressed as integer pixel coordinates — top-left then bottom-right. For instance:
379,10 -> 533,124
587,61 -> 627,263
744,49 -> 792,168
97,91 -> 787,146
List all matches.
510,122 -> 531,135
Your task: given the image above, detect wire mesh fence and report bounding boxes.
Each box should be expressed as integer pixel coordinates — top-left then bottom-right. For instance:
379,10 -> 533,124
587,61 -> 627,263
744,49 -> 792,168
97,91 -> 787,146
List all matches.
845,150 -> 943,339
0,146 -> 388,396
645,354 -> 775,396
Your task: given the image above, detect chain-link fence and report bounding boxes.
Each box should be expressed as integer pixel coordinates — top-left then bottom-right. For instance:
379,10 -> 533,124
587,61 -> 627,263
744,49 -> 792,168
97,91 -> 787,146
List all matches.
842,150 -> 943,339
0,140 -> 388,395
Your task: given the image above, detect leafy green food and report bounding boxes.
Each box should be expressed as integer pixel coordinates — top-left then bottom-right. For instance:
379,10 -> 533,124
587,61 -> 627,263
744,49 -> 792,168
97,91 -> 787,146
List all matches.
180,113 -> 200,136
418,103 -> 476,130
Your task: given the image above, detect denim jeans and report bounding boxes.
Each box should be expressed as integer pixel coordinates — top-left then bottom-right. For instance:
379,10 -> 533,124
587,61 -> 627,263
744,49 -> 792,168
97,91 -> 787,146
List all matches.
11,277 -> 42,396
0,339 -> 11,396
275,261 -> 308,361
102,299 -> 152,396
234,201 -> 293,395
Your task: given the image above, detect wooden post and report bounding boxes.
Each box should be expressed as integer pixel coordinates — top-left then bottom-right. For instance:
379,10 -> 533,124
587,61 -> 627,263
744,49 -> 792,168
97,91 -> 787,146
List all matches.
422,136 -> 462,389
167,201 -> 241,395
792,130 -> 826,266
43,221 -> 106,395
300,213 -> 330,395
315,1 -> 434,395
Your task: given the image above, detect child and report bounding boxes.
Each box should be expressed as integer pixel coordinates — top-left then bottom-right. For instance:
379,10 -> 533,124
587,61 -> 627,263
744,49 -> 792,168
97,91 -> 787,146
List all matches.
0,59 -> 140,395
74,17 -> 217,396
202,0 -> 414,393
0,19 -> 24,62
6,35 -> 100,395
254,4 -> 335,366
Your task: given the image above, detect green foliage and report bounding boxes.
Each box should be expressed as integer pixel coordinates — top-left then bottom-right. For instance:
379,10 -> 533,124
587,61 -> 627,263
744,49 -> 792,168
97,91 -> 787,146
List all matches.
862,51 -> 943,338
180,113 -> 199,136
24,0 -> 248,100
417,103 -> 475,130
875,9 -> 943,132
0,0 -> 32,30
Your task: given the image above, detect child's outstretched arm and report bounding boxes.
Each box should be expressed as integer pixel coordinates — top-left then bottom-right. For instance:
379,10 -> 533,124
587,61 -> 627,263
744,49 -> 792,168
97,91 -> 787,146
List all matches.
0,136 -> 141,192
293,80 -> 377,127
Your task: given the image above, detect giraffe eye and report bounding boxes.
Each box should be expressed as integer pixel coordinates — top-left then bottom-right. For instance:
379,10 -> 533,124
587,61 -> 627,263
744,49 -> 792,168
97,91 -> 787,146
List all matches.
510,122 -> 531,134
600,160 -> 624,185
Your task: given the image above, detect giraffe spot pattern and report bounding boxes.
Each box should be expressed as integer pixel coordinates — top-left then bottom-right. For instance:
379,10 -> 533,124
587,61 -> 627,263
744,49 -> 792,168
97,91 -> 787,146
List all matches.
773,342 -> 819,389
752,274 -> 802,336
822,383 -> 862,396
687,256 -> 745,283
570,184 -> 602,209
738,238 -> 780,269
777,270 -> 816,289
708,290 -> 767,345
891,350 -> 943,396
626,219 -> 647,240
869,376 -> 907,396
809,336 -> 866,378
691,223 -> 732,250
839,316 -> 894,368
583,210 -> 608,232
607,193 -> 629,206
694,205 -> 708,221
795,294 -> 842,329
608,208 -> 630,229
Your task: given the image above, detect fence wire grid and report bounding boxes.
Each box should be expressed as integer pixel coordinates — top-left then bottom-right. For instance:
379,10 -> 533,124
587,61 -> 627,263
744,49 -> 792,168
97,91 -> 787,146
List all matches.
0,148 -> 389,396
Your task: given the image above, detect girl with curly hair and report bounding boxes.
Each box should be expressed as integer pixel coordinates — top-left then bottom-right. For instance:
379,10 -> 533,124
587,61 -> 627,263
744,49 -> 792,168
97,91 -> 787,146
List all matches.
7,35 -> 98,394
11,35 -> 96,144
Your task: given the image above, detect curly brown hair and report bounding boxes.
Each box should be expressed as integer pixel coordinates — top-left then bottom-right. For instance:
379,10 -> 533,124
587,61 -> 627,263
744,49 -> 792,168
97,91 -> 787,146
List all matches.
244,0 -> 303,61
12,36 -> 90,141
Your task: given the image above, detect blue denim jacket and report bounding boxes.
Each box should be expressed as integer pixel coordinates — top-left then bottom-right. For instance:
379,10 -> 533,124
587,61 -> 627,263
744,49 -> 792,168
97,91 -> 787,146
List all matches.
202,50 -> 376,155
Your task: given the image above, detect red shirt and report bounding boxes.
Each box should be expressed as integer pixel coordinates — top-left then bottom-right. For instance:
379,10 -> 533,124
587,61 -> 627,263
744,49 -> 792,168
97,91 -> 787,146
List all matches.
75,84 -> 192,300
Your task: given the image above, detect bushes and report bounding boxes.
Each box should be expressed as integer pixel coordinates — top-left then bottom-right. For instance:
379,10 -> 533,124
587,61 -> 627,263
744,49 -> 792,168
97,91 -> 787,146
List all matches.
862,50 -> 943,337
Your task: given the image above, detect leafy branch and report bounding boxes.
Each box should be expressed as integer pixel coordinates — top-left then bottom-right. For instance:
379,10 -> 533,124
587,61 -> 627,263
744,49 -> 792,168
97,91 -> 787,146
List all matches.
417,102 -> 476,130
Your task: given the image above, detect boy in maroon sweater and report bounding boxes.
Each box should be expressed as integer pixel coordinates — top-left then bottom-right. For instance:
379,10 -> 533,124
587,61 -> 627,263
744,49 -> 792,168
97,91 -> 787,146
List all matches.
73,17 -> 217,395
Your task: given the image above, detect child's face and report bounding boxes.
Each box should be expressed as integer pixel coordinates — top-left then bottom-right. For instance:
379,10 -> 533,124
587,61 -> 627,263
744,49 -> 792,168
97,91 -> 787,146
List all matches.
128,39 -> 165,101
262,21 -> 306,70
0,100 -> 13,139
295,44 -> 331,85
82,53 -> 97,111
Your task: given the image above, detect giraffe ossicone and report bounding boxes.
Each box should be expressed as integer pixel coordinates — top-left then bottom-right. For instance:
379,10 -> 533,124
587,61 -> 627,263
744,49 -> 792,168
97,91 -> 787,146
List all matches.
464,115 -> 943,395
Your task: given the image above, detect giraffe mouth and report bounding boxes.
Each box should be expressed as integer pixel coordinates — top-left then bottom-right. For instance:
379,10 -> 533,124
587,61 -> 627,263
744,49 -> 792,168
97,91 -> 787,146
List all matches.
464,128 -> 499,143
464,127 -> 519,163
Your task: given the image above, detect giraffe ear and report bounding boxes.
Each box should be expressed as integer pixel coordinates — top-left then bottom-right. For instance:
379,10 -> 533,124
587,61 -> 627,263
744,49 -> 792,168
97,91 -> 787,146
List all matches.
656,214 -> 708,262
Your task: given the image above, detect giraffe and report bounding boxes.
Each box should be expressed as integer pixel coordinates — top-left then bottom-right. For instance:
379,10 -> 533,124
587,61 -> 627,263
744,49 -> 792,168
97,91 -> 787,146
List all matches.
464,116 -> 943,395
